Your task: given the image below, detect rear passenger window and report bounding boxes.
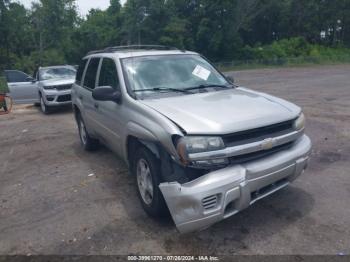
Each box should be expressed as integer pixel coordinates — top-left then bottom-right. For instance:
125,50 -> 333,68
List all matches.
83,58 -> 100,89
98,58 -> 120,90
76,59 -> 88,85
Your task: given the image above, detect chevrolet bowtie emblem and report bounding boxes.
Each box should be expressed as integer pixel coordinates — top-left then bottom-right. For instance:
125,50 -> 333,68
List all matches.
261,138 -> 275,150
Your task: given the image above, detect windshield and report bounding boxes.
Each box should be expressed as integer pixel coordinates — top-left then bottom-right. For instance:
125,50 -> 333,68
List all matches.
39,67 -> 76,81
122,54 -> 229,95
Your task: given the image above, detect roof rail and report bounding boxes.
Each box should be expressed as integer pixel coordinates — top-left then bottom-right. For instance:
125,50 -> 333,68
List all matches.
87,45 -> 180,55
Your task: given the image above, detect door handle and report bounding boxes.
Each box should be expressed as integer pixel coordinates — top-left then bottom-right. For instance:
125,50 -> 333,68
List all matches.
94,103 -> 99,109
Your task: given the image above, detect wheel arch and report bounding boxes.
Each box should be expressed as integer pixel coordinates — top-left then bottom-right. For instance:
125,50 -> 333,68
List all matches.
73,104 -> 81,122
126,135 -> 161,169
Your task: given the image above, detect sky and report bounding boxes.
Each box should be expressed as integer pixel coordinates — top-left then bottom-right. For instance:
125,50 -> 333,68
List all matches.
19,0 -> 126,16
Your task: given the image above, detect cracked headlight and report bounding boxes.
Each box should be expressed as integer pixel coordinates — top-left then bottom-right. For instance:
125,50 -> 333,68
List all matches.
294,113 -> 305,130
176,136 -> 225,165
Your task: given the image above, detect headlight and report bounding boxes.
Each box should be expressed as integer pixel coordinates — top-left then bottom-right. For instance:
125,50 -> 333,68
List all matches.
43,85 -> 55,90
294,113 -> 305,130
178,136 -> 224,154
176,136 -> 225,165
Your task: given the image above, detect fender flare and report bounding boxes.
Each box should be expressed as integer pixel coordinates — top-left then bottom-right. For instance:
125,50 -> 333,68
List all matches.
125,122 -> 161,164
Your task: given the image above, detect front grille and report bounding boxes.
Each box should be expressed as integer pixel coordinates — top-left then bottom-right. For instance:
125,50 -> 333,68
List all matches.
55,84 -> 72,90
229,142 -> 293,165
56,94 -> 71,102
202,194 -> 219,210
223,120 -> 295,147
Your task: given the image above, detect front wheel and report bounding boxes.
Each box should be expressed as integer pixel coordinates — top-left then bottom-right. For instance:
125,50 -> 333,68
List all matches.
133,147 -> 167,217
40,96 -> 50,114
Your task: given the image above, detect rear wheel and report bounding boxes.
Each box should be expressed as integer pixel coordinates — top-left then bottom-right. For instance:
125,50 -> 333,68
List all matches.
77,114 -> 99,151
133,147 -> 167,217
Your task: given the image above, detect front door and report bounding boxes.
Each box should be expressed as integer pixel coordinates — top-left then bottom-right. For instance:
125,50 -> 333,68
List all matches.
93,58 -> 123,155
4,70 -> 39,104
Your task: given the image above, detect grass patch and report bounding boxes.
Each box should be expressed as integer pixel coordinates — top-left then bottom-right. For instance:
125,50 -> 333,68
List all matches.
217,38 -> 350,71
216,56 -> 350,72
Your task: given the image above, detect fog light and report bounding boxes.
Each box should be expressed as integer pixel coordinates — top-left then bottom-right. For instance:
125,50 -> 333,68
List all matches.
211,158 -> 228,164
193,158 -> 229,167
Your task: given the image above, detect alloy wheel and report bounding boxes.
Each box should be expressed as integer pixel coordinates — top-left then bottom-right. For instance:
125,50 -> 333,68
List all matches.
40,97 -> 46,113
79,119 -> 87,145
136,158 -> 154,205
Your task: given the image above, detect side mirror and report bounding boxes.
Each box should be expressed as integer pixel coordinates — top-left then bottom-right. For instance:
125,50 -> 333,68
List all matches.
92,86 -> 122,103
26,76 -> 36,83
226,75 -> 234,84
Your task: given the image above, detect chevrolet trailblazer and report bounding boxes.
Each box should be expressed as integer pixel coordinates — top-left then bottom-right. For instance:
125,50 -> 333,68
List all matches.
72,45 -> 311,233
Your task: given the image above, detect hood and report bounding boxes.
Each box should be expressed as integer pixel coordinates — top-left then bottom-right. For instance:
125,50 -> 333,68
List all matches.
140,87 -> 301,135
41,78 -> 75,86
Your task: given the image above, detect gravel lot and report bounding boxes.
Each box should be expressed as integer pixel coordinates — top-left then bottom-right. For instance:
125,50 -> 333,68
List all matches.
0,65 -> 350,255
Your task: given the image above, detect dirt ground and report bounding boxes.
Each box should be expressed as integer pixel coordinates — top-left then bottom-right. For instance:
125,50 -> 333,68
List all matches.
0,65 -> 349,255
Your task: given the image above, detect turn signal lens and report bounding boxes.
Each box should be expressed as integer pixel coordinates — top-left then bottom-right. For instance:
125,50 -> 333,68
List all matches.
294,113 -> 305,130
176,138 -> 189,165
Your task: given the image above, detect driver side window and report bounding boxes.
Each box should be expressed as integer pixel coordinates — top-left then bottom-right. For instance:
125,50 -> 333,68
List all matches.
98,58 -> 120,90
5,70 -> 30,83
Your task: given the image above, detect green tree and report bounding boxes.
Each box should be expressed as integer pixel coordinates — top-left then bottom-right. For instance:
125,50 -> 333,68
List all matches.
29,0 -> 78,65
0,1 -> 31,69
1,0 -> 350,72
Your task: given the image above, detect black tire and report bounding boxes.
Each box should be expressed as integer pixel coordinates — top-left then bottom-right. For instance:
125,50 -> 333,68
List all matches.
133,147 -> 167,217
40,95 -> 51,114
77,114 -> 99,151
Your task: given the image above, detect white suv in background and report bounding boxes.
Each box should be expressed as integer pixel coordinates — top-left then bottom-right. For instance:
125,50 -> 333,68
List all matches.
5,65 -> 76,114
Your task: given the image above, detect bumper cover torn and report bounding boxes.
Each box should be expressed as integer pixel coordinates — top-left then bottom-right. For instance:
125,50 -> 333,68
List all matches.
159,135 -> 311,233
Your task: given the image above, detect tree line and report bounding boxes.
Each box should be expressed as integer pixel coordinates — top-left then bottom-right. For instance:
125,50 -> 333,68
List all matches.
0,0 -> 350,73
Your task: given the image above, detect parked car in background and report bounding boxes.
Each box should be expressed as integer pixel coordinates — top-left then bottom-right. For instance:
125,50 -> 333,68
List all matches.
4,65 -> 77,114
72,45 -> 311,233
4,70 -> 38,105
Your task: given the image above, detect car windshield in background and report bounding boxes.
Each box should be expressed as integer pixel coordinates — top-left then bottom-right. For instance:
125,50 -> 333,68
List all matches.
122,54 -> 230,96
39,67 -> 76,81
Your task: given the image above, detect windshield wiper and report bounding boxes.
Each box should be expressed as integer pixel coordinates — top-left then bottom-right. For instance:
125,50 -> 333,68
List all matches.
133,87 -> 193,94
185,84 -> 233,91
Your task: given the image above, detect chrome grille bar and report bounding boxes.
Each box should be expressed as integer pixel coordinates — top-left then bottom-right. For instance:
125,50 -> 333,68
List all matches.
188,129 -> 304,161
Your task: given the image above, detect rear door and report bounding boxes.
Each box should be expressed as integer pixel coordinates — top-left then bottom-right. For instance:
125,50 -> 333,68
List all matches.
79,57 -> 101,134
4,70 -> 39,104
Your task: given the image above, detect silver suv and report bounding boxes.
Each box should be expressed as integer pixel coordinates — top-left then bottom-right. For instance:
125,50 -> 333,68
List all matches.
72,45 -> 312,233
35,65 -> 76,114
5,65 -> 76,114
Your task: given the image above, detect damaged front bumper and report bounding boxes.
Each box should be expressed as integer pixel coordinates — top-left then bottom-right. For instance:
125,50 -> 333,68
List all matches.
159,135 -> 311,233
